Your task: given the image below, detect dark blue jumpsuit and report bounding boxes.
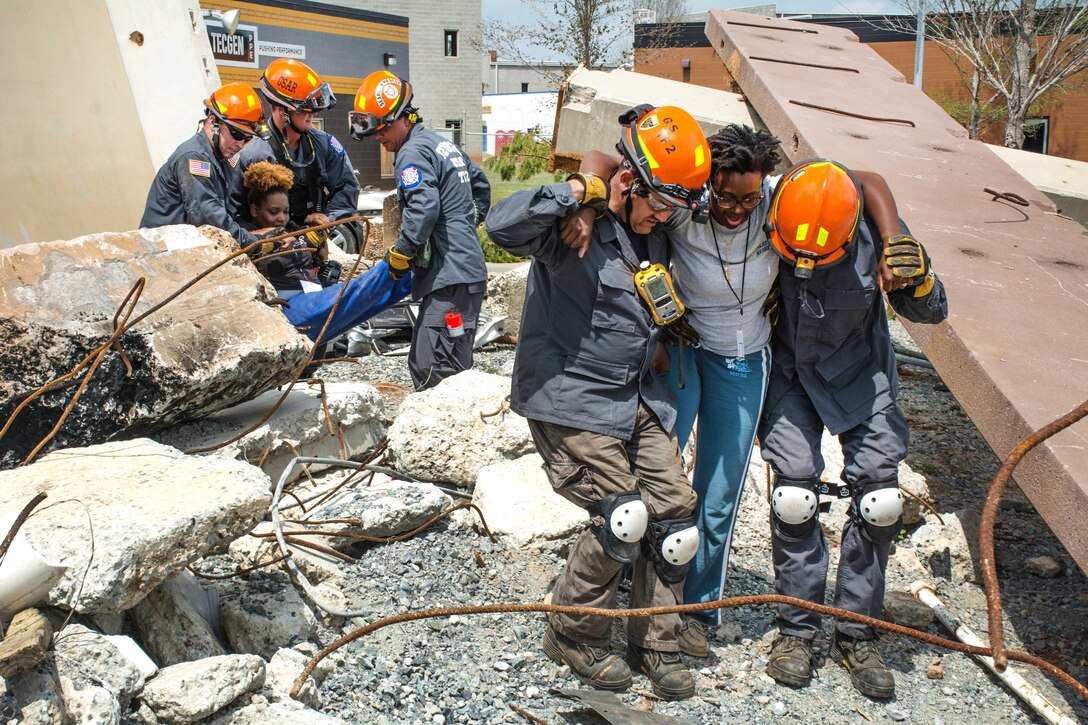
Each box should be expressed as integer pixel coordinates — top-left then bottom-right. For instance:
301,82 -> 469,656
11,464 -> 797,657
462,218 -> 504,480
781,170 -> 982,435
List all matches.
758,216 -> 948,640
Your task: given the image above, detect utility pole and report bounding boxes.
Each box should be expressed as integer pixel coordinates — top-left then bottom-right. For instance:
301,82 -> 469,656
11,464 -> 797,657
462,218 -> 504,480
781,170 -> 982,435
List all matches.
914,2 -> 926,89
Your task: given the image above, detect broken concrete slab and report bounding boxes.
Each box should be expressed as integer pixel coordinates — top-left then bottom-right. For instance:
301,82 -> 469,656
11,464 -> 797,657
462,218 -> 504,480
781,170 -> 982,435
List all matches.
387,370 -> 534,487
54,623 -> 146,707
301,475 -> 454,545
552,66 -> 760,172
0,225 -> 311,468
217,573 -> 317,661
0,439 -> 271,613
10,659 -> 65,725
704,8 -> 1088,573
483,263 -> 530,338
156,381 -> 388,485
130,573 -> 227,668
141,654 -> 265,725
263,648 -> 320,708
473,454 -> 586,545
58,675 -> 121,725
910,511 -> 976,583
207,699 -> 348,725
987,144 -> 1088,227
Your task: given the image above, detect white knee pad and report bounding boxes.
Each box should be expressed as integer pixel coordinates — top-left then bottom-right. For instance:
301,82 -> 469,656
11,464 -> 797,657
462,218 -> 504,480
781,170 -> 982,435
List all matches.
644,516 -> 699,584
771,476 -> 820,539
590,490 -> 649,563
854,481 -> 903,543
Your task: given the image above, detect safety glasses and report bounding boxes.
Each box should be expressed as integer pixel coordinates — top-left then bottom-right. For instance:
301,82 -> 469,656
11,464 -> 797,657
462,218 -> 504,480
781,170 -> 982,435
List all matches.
634,185 -> 676,213
293,82 -> 336,113
348,110 -> 397,139
711,187 -> 763,210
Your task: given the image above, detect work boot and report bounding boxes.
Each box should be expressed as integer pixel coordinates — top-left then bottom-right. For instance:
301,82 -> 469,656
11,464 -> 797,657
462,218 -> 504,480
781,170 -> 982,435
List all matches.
830,631 -> 896,699
543,624 -> 631,691
766,633 -> 814,688
625,643 -> 696,700
677,617 -> 709,658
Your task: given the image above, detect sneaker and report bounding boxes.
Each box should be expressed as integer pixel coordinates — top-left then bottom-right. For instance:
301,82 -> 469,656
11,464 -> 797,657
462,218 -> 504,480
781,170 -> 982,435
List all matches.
543,624 -> 631,691
766,633 -> 814,688
678,618 -> 709,658
625,643 -> 696,700
830,631 -> 896,699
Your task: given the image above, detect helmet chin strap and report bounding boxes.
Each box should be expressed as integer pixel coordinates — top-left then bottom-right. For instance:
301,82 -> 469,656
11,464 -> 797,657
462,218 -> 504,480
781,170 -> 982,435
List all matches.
210,118 -> 224,160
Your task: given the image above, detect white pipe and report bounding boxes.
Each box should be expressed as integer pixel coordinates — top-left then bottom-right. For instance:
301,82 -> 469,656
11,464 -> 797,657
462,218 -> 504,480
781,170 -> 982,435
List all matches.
0,510 -> 66,620
910,581 -> 1076,725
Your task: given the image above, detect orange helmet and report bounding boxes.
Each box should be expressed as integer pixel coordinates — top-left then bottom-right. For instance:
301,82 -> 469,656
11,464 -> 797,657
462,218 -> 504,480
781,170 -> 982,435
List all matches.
204,82 -> 265,139
349,71 -> 416,139
260,59 -> 336,113
767,160 -> 863,279
617,104 -> 710,208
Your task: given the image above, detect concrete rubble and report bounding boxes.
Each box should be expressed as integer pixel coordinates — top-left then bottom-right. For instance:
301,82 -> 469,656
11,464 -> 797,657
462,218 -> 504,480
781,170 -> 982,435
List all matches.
387,369 -> 535,487
0,225 -> 311,468
473,454 -> 587,545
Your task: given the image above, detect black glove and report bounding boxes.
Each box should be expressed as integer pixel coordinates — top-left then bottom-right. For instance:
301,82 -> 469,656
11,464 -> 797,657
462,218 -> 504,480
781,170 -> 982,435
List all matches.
317,259 -> 343,288
884,234 -> 928,280
660,315 -> 700,346
384,247 -> 413,280
761,286 -> 781,326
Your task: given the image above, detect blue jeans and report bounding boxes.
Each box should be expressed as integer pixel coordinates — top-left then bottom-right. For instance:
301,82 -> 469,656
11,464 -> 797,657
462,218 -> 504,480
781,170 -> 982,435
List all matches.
664,344 -> 770,625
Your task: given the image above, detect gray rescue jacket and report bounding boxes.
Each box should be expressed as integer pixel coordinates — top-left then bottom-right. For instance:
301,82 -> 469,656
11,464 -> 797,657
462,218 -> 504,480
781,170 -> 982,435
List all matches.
140,132 -> 255,246
393,125 -> 490,299
485,183 -> 677,440
768,216 -> 948,434
232,128 -> 360,225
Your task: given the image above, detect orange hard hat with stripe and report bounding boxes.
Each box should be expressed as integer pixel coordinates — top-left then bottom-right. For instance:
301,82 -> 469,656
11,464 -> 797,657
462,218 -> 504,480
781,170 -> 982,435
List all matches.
767,159 -> 862,278
349,71 -> 416,139
204,82 -> 265,139
617,104 -> 710,208
260,58 -> 336,113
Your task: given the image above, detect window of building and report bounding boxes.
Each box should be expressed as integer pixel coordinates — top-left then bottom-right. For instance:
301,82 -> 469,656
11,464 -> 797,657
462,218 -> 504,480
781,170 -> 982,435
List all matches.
444,30 -> 458,57
521,82 -> 529,93
1023,117 -> 1049,154
444,119 -> 463,147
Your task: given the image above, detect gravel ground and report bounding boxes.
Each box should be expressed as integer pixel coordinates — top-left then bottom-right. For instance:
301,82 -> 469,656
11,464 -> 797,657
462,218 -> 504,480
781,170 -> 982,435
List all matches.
303,324 -> 1088,725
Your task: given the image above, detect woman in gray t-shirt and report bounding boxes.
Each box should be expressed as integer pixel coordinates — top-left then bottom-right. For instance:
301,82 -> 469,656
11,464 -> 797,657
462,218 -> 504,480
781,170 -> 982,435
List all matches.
659,125 -> 783,656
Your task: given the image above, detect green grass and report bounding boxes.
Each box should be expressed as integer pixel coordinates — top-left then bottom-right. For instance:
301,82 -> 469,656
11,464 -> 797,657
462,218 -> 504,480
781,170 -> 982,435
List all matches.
479,170 -> 565,263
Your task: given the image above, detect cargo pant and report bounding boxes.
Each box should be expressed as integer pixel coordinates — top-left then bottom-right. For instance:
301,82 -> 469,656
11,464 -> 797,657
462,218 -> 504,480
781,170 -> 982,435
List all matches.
408,282 -> 484,390
528,402 -> 698,652
758,382 -> 908,640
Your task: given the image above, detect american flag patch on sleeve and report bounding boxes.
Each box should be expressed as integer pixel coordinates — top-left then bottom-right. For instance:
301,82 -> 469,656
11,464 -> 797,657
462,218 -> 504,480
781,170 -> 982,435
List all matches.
188,159 -> 211,177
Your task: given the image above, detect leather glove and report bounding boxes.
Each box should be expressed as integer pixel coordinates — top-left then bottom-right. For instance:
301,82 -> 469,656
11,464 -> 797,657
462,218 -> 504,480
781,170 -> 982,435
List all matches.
384,247 -> 413,280
884,234 -> 928,280
660,315 -> 700,346
317,259 -> 343,288
303,227 -> 329,252
761,286 -> 781,325
567,172 -> 610,213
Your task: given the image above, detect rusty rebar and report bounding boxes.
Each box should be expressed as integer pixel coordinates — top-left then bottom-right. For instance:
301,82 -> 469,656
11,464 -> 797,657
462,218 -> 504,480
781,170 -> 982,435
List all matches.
0,493 -> 48,562
187,553 -> 291,580
979,398 -> 1088,672
288,595 -> 1088,700
256,501 -> 496,546
789,99 -> 916,127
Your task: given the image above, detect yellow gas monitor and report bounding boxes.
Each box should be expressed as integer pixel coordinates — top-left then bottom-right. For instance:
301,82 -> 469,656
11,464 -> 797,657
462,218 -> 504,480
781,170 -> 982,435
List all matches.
634,261 -> 685,326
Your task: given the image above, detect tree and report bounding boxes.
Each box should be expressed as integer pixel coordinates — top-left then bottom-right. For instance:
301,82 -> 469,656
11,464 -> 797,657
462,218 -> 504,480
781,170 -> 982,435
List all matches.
635,0 -> 691,49
484,129 -> 561,181
888,0 -> 1088,149
478,0 -> 630,87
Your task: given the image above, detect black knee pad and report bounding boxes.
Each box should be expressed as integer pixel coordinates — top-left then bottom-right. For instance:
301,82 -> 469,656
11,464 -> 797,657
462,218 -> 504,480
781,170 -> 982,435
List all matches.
642,515 -> 699,584
588,490 -> 649,564
770,475 -> 821,540
852,479 -> 903,543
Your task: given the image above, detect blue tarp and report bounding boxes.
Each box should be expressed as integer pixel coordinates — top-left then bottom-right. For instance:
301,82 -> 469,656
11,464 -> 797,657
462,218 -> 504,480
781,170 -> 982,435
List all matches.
282,261 -> 412,342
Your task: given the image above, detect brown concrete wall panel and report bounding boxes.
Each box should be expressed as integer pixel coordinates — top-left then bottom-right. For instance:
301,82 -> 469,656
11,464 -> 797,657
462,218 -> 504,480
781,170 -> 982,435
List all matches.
705,10 -> 1088,572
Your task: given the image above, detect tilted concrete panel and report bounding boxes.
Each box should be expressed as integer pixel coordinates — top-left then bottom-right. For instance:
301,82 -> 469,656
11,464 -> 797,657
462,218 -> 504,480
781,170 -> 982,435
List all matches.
986,144 -> 1088,227
551,66 -> 762,172
705,9 -> 1088,572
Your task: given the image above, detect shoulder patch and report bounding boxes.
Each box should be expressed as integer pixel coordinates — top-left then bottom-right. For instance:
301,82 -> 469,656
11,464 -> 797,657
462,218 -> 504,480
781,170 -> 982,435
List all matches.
329,135 -> 345,156
400,165 -> 422,189
188,159 -> 211,177
227,153 -> 240,168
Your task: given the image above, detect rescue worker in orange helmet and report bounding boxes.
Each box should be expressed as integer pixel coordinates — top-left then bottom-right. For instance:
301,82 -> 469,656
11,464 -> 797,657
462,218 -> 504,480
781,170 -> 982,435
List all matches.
759,159 -> 947,699
141,82 -> 267,248
350,70 -> 491,390
484,104 -> 709,701
233,59 -> 359,253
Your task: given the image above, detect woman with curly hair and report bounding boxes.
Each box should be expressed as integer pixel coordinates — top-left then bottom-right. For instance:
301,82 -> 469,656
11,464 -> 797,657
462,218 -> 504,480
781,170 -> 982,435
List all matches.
241,161 -> 323,298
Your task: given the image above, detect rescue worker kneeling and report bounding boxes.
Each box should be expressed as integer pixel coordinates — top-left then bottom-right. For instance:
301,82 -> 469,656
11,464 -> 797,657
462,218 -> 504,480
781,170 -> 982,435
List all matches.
484,104 -> 710,700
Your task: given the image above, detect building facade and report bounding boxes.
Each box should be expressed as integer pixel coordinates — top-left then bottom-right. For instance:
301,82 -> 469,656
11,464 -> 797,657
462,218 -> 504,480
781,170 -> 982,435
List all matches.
634,16 -> 1088,162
